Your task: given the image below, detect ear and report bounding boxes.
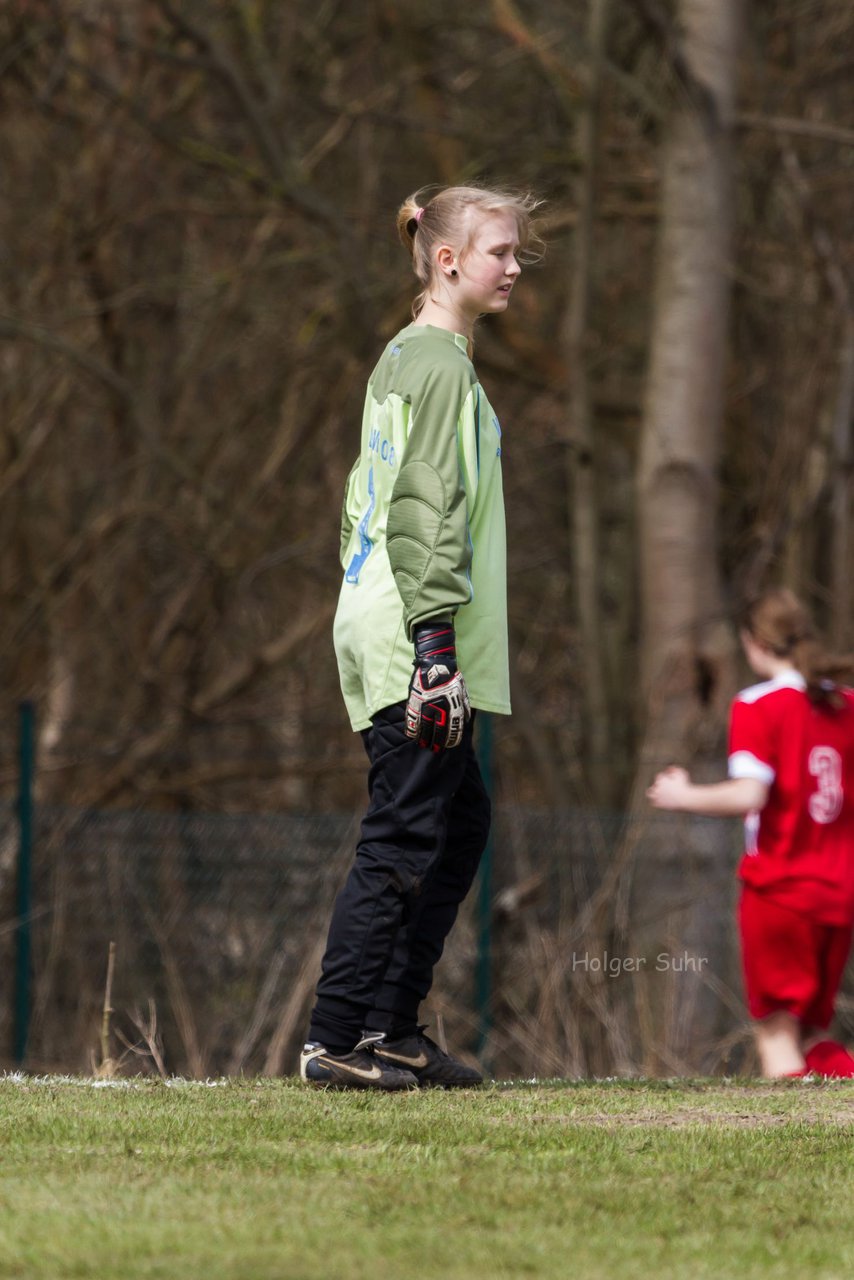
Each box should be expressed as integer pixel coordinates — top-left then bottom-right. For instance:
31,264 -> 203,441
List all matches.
740,629 -> 760,656
435,244 -> 457,276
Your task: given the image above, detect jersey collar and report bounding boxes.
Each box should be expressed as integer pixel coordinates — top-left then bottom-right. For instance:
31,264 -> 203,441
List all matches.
402,322 -> 469,353
766,669 -> 807,692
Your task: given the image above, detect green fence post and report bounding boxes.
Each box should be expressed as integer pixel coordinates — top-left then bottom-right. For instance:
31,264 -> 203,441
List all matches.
15,701 -> 35,1067
475,712 -> 493,1065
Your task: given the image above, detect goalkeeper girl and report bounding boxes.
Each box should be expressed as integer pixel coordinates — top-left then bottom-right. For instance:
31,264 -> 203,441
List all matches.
648,588 -> 854,1078
301,184 -> 540,1089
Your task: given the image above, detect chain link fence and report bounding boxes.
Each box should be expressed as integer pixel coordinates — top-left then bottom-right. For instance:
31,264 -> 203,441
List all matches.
2,798 -> 852,1078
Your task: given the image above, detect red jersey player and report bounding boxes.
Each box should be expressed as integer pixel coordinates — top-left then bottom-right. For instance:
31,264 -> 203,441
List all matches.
647,588 -> 854,1078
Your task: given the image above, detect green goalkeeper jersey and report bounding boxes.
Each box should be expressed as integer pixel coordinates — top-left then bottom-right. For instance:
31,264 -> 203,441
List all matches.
334,323 -> 510,731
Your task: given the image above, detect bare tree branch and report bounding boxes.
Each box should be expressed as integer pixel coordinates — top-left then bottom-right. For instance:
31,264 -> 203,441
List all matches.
191,607 -> 334,716
154,1 -> 348,238
737,112 -> 854,148
0,312 -> 216,495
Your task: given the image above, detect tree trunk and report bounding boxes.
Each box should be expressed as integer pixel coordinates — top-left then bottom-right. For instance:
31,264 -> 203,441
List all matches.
830,317 -> 854,647
630,0 -> 741,1072
564,0 -> 611,804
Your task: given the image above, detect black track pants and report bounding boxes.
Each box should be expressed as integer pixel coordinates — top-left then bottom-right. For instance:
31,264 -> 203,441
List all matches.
308,702 -> 491,1052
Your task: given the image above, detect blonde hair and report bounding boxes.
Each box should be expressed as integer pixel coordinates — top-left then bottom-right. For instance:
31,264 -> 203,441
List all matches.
396,183 -> 543,319
742,588 -> 854,705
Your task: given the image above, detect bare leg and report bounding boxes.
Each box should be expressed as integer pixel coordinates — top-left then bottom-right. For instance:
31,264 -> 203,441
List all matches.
753,1011 -> 804,1077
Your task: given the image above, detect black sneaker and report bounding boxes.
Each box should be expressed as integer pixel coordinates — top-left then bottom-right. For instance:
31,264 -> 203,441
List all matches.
372,1027 -> 483,1088
299,1033 -> 417,1090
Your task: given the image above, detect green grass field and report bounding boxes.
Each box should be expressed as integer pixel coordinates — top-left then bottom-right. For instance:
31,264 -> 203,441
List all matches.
0,1075 -> 852,1280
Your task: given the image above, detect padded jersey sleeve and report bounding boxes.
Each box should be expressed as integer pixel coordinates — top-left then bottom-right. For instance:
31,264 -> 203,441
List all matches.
728,696 -> 777,785
386,359 -> 478,640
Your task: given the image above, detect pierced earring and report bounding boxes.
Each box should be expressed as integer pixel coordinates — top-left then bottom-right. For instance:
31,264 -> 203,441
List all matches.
450,269 -> 458,277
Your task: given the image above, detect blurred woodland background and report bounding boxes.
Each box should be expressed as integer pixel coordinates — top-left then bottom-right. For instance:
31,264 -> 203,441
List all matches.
0,0 -> 852,1079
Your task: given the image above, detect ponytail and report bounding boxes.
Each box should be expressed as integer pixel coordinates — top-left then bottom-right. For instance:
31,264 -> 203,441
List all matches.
742,588 -> 854,706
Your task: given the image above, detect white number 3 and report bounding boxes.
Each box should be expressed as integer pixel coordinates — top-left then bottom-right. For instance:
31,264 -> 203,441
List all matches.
808,746 -> 844,824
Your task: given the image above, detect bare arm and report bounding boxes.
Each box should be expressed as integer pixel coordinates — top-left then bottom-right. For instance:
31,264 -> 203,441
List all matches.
646,766 -> 769,816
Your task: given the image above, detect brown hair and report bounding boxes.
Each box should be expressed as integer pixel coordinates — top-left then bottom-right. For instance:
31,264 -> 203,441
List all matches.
742,588 -> 854,705
396,183 -> 543,319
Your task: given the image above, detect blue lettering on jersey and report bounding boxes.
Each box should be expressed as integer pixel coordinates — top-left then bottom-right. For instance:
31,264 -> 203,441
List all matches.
345,465 -> 375,585
493,416 -> 502,457
368,426 -> 396,469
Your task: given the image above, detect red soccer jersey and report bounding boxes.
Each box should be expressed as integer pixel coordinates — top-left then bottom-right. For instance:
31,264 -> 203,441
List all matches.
728,670 -> 854,925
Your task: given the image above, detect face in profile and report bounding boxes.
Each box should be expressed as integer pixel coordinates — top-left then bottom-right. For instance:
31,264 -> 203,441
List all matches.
451,210 -> 522,322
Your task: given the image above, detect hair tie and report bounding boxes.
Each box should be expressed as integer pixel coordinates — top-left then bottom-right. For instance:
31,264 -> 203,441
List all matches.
414,207 -> 425,225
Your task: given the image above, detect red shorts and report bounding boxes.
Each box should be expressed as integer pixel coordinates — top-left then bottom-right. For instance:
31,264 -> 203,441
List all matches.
738,887 -> 853,1028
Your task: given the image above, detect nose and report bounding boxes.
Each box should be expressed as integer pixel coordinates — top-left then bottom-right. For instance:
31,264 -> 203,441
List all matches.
506,256 -> 521,278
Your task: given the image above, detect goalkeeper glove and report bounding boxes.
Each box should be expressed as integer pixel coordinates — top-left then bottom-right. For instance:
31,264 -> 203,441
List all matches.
405,621 -> 471,752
